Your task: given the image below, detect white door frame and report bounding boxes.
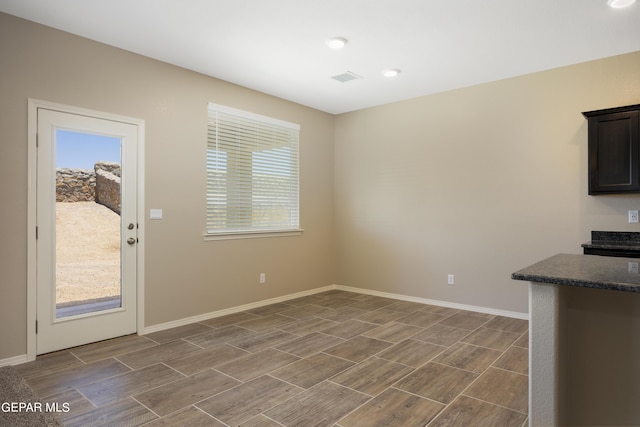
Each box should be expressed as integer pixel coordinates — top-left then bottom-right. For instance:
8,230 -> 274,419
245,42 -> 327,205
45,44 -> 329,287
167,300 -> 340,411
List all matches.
26,99 -> 145,361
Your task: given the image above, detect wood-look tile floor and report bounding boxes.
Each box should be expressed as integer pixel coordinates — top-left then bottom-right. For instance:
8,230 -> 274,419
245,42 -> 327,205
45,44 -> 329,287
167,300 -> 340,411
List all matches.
17,290 -> 529,426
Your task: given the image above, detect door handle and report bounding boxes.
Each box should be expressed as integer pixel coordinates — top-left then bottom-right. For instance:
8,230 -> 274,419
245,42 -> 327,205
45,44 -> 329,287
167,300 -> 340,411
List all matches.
127,237 -> 136,245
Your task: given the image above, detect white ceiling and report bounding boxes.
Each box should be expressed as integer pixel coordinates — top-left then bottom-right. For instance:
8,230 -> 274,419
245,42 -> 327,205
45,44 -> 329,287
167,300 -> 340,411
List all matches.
1,0 -> 639,114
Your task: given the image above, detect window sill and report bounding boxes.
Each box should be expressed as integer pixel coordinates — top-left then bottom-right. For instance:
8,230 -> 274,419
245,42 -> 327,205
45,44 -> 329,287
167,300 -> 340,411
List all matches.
203,229 -> 304,241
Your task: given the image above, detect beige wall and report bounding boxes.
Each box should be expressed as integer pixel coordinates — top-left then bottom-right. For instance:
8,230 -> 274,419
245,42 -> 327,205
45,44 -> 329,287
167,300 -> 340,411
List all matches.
0,13 -> 336,360
334,51 -> 640,314
2,11 -> 640,361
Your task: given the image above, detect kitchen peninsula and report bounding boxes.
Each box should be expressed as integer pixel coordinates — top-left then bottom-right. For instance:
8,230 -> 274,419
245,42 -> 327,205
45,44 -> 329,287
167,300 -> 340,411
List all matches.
512,254 -> 640,426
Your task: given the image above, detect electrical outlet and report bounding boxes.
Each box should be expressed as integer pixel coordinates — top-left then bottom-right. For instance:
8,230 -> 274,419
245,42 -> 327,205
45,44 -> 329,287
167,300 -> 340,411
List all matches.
259,273 -> 266,284
447,274 -> 454,285
630,210 -> 639,223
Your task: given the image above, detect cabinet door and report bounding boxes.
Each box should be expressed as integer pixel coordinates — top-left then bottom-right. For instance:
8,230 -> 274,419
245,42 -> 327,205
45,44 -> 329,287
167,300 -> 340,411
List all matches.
588,110 -> 640,194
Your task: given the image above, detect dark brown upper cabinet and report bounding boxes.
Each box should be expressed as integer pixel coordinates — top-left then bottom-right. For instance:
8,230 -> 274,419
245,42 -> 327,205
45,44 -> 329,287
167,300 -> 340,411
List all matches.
583,104 -> 640,195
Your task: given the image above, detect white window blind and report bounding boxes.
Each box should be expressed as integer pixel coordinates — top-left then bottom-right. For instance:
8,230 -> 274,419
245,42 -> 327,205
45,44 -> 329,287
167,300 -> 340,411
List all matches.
206,103 -> 300,236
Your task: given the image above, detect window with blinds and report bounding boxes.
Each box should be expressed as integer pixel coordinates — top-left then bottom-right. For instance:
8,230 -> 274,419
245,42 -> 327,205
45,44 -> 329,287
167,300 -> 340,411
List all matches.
206,103 -> 300,236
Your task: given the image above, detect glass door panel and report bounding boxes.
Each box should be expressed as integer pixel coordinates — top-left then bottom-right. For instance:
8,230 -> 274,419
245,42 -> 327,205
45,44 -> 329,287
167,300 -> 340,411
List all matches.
55,130 -> 122,319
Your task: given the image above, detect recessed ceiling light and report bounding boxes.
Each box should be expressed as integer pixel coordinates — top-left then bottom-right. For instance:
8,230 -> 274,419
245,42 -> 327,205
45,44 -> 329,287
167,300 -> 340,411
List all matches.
608,0 -> 636,8
326,37 -> 347,49
382,69 -> 401,78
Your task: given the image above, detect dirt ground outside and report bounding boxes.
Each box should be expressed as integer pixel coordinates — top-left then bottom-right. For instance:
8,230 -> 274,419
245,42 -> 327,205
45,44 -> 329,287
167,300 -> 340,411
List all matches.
56,201 -> 121,305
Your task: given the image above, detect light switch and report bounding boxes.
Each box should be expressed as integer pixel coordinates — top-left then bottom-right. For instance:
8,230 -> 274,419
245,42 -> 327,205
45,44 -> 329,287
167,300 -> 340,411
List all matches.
150,209 -> 163,220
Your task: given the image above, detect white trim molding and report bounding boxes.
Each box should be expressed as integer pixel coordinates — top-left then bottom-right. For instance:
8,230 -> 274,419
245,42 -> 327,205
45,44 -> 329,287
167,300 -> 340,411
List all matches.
142,284 -> 528,335
141,286 -> 335,334
0,354 -> 29,367
9,282 -> 527,363
333,285 -> 529,320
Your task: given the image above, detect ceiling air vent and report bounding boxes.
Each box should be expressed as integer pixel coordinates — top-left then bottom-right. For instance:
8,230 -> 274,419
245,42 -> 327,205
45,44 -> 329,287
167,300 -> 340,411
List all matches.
331,71 -> 363,83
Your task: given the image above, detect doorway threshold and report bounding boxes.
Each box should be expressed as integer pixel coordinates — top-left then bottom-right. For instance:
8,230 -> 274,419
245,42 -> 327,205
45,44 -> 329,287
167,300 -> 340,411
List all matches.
56,297 -> 121,318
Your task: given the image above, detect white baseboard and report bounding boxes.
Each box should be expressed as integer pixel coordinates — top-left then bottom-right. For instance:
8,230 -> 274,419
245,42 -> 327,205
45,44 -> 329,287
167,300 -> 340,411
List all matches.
0,354 -> 29,367
2,285 -> 527,362
333,284 -> 529,320
141,285 -> 335,335
141,284 -> 528,335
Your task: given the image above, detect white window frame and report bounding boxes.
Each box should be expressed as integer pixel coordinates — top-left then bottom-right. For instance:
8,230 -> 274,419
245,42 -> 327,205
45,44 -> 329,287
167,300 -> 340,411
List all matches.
205,103 -> 302,240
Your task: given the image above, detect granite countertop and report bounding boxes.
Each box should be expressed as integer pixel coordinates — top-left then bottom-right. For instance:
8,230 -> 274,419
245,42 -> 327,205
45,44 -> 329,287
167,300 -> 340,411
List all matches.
581,231 -> 640,251
512,253 -> 640,293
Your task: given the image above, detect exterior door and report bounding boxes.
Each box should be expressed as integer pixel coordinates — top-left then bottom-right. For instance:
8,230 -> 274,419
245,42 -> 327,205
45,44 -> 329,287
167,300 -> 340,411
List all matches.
36,107 -> 138,354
